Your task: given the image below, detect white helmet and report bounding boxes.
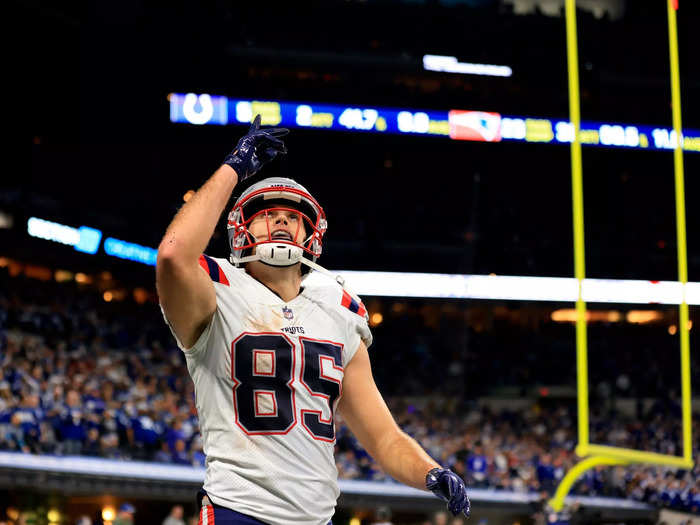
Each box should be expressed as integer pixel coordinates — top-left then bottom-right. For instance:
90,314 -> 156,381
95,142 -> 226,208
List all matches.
227,177 -> 327,275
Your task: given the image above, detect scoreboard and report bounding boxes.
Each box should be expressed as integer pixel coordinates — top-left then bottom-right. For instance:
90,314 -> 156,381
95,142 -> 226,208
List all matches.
168,92 -> 700,153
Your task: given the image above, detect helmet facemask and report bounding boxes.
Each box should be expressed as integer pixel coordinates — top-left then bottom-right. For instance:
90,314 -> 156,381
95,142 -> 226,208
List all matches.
228,183 -> 327,275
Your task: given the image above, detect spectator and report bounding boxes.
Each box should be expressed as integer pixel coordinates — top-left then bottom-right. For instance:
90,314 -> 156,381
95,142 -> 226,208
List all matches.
162,505 -> 185,525
536,453 -> 556,493
99,433 -> 123,459
431,510 -> 449,525
164,415 -> 186,453
171,438 -> 190,465
16,393 -> 43,452
3,412 -> 29,452
112,503 -> 135,525
82,427 -> 101,456
190,435 -> 205,468
58,390 -> 86,455
38,419 -> 58,453
0,381 -> 14,413
130,405 -> 161,459
153,441 -> 172,463
370,506 -> 393,524
467,442 -> 488,488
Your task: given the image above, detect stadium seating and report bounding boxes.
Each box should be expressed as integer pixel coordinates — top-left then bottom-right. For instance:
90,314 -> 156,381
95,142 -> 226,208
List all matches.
1,268 -> 697,514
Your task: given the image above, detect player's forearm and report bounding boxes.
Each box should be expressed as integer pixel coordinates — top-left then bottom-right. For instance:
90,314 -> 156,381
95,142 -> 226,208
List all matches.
374,431 -> 440,490
158,165 -> 239,263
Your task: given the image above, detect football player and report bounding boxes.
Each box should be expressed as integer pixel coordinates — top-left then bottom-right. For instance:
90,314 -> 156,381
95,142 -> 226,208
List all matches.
157,116 -> 470,525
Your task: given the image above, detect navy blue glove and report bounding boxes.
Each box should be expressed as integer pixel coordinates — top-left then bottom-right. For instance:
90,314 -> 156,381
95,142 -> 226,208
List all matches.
426,467 -> 471,517
223,114 -> 289,181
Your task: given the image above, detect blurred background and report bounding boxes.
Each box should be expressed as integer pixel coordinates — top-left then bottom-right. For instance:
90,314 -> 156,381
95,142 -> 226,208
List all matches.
5,0 -> 700,523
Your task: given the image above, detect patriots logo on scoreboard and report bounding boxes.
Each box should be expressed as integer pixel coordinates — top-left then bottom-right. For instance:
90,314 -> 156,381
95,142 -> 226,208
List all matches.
448,110 -> 502,142
282,306 -> 294,320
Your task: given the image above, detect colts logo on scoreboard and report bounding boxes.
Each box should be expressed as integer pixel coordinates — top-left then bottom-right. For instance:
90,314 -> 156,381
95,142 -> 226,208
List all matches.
282,306 -> 294,320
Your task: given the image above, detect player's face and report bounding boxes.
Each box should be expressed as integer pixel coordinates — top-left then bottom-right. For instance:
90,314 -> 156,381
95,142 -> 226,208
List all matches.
248,207 -> 307,244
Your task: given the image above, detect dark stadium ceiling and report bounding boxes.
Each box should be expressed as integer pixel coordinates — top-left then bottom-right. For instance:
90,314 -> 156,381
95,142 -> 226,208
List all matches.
23,1 -> 700,140
14,0 -> 700,280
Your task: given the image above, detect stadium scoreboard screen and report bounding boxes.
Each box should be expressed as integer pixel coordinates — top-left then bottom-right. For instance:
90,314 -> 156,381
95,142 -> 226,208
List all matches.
168,92 -> 700,153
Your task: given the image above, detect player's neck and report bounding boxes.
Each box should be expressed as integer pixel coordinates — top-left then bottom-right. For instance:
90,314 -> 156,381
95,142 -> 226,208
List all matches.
246,262 -> 303,302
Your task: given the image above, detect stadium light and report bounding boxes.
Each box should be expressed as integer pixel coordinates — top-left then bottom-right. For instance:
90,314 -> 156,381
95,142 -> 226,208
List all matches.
551,309 -> 623,323
23,217 -> 700,305
423,54 -> 513,77
625,310 -> 664,324
27,217 -> 102,254
101,507 -> 115,521
28,217 -> 80,246
369,312 -> 384,326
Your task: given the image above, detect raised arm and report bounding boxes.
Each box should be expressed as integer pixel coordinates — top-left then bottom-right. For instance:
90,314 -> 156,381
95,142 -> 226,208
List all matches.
156,164 -> 237,348
156,115 -> 288,348
338,342 -> 471,517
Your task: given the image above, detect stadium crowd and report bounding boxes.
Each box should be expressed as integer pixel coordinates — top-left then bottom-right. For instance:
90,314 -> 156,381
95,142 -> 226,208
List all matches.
337,399 -> 700,514
0,270 -> 698,515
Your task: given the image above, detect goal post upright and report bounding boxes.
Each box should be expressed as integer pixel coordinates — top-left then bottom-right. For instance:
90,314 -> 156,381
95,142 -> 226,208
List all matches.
549,0 -> 693,512
666,0 -> 693,467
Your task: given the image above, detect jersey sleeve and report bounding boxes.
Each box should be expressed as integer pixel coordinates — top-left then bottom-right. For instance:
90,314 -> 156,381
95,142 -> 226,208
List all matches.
343,312 -> 372,366
338,289 -> 373,353
158,254 -> 239,358
159,302 -> 214,357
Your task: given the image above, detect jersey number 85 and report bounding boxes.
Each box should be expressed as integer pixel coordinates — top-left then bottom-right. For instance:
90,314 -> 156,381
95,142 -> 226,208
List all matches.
231,332 -> 343,442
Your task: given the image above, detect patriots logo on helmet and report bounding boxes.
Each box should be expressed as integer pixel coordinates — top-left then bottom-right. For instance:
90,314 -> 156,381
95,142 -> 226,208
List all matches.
282,306 -> 294,320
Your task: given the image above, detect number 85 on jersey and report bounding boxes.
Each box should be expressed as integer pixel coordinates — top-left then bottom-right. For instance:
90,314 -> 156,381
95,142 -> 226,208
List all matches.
231,332 -> 344,441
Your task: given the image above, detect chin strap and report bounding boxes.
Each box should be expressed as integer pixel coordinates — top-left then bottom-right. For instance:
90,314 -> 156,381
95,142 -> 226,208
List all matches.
300,257 -> 345,287
231,253 -> 264,265
301,258 -> 367,308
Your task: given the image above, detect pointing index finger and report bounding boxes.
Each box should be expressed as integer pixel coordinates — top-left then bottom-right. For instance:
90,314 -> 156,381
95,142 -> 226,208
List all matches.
264,127 -> 290,138
249,114 -> 262,133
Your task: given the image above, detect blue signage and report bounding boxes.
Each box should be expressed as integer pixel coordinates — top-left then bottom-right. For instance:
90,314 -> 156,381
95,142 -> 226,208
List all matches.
103,238 -> 158,266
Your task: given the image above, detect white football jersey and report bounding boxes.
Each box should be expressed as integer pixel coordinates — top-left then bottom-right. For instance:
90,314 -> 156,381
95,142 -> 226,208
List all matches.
160,255 -> 372,525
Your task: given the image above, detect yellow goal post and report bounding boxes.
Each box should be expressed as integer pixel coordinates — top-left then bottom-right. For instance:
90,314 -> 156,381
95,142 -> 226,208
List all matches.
549,0 -> 693,512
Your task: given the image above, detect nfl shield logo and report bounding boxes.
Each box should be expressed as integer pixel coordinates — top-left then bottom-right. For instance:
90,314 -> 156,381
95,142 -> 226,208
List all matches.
282,306 -> 293,320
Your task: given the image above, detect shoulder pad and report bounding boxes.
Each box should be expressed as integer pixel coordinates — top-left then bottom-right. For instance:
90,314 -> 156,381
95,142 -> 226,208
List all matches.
198,254 -> 230,286
340,289 -> 367,318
